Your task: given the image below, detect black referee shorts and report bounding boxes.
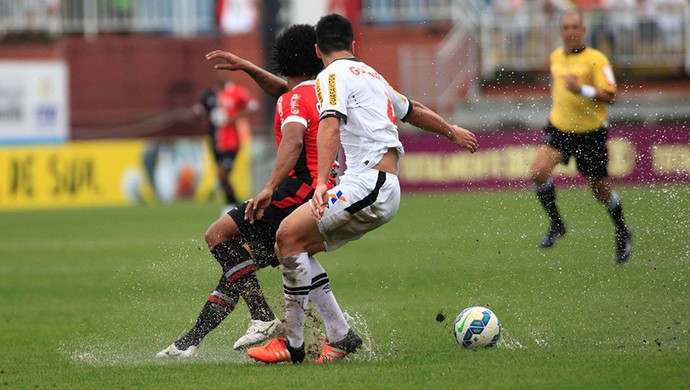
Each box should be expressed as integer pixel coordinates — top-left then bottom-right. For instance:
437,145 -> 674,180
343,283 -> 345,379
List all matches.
542,123 -> 609,180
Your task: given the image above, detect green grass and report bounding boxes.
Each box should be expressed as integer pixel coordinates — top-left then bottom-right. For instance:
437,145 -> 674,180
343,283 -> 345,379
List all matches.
1,185 -> 688,389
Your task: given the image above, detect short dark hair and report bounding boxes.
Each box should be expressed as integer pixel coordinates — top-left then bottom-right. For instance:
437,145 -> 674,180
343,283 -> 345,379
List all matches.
271,24 -> 323,77
315,13 -> 353,55
559,9 -> 584,26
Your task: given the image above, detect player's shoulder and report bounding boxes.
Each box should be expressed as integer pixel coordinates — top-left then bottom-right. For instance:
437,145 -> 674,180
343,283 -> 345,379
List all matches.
549,47 -> 563,60
322,57 -> 361,75
584,47 -> 610,62
286,81 -> 318,102
278,80 -> 318,116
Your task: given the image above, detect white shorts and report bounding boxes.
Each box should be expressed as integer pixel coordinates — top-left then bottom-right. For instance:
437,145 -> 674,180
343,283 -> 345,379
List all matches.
316,169 -> 401,252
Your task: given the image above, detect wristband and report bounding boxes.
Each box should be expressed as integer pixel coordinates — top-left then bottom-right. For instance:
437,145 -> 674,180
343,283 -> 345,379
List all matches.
580,85 -> 597,99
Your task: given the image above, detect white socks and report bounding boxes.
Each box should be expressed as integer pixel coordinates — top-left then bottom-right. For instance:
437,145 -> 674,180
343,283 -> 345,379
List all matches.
281,252 -> 350,347
307,256 -> 349,343
281,252 -> 310,348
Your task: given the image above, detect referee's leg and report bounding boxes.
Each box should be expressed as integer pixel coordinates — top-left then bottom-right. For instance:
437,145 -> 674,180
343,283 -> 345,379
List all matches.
531,145 -> 567,248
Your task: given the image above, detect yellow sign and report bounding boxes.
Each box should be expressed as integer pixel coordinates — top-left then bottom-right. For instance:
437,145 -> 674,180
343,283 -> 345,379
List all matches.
400,138 -> 637,184
0,137 -> 251,210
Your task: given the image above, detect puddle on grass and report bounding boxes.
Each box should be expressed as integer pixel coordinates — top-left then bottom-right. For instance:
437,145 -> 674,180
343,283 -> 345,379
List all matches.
59,310 -> 383,367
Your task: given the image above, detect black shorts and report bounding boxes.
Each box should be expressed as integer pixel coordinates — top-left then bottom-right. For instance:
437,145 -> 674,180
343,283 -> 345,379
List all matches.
542,123 -> 609,180
227,177 -> 315,269
215,150 -> 237,171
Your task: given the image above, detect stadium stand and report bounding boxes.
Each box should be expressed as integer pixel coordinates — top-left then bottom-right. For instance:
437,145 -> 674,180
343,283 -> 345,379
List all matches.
1,0 -> 688,137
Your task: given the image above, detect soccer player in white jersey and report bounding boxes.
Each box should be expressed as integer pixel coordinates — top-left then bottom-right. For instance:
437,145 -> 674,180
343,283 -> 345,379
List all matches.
247,14 -> 478,364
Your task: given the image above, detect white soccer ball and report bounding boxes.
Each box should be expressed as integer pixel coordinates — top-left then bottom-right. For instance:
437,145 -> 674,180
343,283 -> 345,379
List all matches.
453,306 -> 501,348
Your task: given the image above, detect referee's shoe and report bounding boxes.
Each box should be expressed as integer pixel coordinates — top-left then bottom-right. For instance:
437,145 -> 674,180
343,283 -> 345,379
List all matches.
540,223 -> 567,248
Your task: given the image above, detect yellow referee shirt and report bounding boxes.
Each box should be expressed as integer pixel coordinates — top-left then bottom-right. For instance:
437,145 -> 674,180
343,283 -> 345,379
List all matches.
548,47 -> 616,133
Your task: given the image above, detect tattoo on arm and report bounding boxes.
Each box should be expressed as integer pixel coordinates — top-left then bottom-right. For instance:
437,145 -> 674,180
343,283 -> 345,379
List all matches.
246,68 -> 288,99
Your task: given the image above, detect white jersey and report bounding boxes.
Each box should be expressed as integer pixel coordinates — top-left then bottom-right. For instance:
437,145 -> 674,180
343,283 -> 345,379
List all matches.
315,58 -> 412,174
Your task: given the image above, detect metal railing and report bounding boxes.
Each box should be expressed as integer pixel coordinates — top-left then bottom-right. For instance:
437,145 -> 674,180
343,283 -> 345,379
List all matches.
362,0 -> 454,24
480,4 -> 690,77
398,0 -> 484,116
0,0 -> 217,38
392,1 -> 690,118
3,0 -> 688,76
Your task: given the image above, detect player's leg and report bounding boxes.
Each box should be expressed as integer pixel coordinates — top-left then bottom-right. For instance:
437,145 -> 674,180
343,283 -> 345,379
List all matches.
590,181 -> 632,264
589,178 -> 630,234
246,203 -> 324,364
217,152 -> 238,207
209,209 -> 282,348
531,143 -> 567,247
308,255 -> 362,363
307,256 -> 349,343
156,275 -> 240,358
228,219 -> 283,350
245,253 -> 362,364
207,213 -> 276,321
278,202 -> 325,354
248,171 -> 398,363
580,131 -> 632,264
157,206 -> 274,358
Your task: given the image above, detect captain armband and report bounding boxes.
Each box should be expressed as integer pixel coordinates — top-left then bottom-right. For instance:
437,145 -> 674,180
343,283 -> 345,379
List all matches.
580,85 -> 597,99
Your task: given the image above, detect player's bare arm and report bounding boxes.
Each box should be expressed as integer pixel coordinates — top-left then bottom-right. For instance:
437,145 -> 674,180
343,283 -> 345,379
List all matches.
311,116 -> 341,221
205,50 -> 289,98
406,100 -> 478,153
563,74 -> 615,104
245,122 -> 306,223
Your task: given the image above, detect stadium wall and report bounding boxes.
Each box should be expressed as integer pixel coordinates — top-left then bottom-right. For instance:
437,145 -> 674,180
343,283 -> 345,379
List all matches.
399,125 -> 690,191
2,124 -> 685,210
59,24 -> 448,140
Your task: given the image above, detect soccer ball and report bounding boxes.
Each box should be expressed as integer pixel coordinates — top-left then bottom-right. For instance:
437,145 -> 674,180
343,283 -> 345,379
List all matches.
453,306 -> 501,348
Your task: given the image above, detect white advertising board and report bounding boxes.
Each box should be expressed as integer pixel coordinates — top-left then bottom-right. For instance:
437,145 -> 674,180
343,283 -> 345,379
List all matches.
0,61 -> 69,144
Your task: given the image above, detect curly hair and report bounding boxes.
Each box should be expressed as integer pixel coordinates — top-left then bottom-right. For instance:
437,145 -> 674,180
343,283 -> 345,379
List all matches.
271,24 -> 323,77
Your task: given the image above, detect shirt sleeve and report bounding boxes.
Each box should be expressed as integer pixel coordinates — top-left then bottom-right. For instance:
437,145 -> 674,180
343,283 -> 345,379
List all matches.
593,53 -> 616,94
316,71 -> 348,124
384,81 -> 413,121
278,92 -> 309,130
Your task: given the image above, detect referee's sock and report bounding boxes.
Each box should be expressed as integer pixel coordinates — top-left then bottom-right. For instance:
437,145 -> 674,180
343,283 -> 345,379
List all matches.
606,191 -> 628,232
534,179 -> 564,227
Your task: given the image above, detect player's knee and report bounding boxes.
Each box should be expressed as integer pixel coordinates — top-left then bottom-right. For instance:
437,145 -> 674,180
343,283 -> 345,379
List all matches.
531,169 -> 548,184
274,226 -> 290,257
273,241 -> 283,260
275,224 -> 302,259
589,179 -> 610,203
205,217 -> 234,248
591,188 -> 609,204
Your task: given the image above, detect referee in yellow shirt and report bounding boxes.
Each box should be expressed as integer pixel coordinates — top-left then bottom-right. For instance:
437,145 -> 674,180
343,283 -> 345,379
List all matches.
530,9 -> 632,264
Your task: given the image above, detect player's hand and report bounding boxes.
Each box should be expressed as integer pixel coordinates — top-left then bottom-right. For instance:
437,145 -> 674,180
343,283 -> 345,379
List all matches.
448,125 -> 478,154
310,184 -> 329,222
244,188 -> 272,224
205,50 -> 247,72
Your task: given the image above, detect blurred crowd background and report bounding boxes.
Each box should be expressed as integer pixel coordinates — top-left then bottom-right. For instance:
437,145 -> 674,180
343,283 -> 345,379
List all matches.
2,0 -> 688,137
0,0 -> 688,208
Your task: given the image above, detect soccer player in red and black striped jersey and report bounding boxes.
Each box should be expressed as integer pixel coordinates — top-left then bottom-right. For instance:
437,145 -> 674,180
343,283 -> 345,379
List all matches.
157,24 -> 355,359
194,71 -> 258,209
